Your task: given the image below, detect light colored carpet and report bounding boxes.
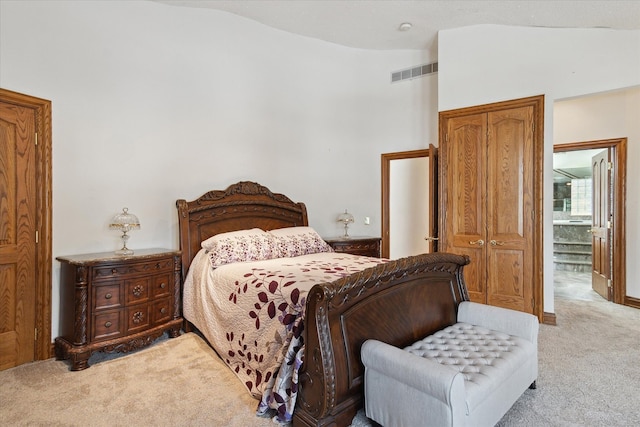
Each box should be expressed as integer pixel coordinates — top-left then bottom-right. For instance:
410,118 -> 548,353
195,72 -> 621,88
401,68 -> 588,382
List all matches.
1,297 -> 639,426
0,332 -> 274,426
495,297 -> 640,427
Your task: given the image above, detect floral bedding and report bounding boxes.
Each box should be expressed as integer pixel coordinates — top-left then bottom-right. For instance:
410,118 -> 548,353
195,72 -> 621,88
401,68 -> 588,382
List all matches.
183,250 -> 386,423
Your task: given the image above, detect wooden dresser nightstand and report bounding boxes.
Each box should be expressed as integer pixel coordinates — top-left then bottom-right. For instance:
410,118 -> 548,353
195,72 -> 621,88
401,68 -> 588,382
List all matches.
324,236 -> 382,258
55,248 -> 182,370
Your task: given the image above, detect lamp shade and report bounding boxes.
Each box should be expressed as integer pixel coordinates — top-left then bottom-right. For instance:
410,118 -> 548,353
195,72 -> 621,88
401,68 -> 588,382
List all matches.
109,207 -> 140,231
337,210 -> 354,225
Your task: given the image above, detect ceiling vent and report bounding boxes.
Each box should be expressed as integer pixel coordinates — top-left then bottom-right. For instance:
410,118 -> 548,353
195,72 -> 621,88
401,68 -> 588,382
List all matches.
391,62 -> 438,83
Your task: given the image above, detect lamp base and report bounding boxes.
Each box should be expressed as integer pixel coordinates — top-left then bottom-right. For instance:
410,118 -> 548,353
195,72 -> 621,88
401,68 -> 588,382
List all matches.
342,223 -> 351,239
115,231 -> 133,255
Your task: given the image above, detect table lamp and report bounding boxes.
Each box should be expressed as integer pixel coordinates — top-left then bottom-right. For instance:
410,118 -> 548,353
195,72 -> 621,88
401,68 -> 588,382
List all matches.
109,207 -> 140,255
337,209 -> 355,238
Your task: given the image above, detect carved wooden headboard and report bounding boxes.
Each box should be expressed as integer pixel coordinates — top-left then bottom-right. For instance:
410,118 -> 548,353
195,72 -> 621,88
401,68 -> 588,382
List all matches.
176,181 -> 308,278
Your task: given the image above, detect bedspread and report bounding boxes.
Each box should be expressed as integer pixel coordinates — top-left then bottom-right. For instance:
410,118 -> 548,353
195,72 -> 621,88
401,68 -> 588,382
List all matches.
183,250 -> 387,423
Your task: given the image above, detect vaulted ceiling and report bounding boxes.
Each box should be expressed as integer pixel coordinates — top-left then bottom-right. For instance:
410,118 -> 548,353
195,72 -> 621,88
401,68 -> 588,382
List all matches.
152,0 -> 640,51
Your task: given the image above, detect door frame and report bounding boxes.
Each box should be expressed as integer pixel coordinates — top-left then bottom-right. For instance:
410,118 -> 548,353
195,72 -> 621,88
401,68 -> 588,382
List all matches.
0,88 -> 52,360
381,146 -> 437,258
554,138 -> 627,306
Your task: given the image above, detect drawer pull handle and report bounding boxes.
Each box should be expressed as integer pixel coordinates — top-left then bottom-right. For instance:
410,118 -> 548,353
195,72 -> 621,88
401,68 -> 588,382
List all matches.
132,285 -> 144,297
111,269 -> 117,274
104,321 -> 112,328
160,307 -> 167,314
105,293 -> 112,299
160,282 -> 166,289
156,263 -> 161,269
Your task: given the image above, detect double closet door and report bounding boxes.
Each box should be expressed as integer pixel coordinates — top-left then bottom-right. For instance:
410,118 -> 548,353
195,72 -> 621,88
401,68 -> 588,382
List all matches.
439,96 -> 543,317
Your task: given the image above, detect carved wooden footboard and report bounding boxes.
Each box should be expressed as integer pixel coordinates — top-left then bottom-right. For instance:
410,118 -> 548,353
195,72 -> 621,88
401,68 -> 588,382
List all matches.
293,252 -> 470,427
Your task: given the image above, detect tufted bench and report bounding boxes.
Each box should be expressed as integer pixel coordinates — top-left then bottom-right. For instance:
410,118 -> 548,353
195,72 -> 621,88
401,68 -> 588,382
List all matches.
361,301 -> 539,427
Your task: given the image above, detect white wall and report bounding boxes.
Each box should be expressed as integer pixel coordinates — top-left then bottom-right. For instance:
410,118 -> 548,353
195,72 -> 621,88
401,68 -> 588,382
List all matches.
0,0 -> 436,337
438,25 -> 640,314
554,87 -> 640,298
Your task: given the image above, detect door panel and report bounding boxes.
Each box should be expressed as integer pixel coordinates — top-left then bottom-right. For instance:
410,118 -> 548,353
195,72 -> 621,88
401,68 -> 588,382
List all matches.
455,247 -> 485,303
450,117 -> 486,241
441,113 -> 487,296
591,149 -> 610,300
0,102 -> 37,370
488,114 -> 525,237
486,107 -> 534,311
488,249 -> 525,310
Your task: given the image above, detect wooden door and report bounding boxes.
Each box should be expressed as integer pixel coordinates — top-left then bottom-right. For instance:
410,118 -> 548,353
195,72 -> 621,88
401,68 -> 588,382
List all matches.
591,148 -> 611,300
0,100 -> 37,369
440,113 -> 487,303
427,144 -> 438,253
485,107 -> 535,312
439,96 -> 542,317
0,88 -> 52,370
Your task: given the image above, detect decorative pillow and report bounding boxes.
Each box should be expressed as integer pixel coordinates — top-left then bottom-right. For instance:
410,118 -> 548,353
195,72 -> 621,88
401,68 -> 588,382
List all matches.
268,226 -> 333,258
201,228 -> 279,267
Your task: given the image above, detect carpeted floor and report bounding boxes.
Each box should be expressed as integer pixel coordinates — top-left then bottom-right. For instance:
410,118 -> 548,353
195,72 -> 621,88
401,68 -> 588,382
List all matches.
495,297 -> 640,426
0,332 -> 274,426
1,296 -> 639,426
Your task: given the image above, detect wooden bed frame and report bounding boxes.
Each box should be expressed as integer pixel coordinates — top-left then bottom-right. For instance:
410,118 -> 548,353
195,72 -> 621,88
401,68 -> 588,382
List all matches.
176,181 -> 471,427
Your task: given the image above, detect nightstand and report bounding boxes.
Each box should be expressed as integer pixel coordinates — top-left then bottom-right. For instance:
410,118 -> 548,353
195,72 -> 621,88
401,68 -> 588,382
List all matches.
324,236 -> 382,258
55,248 -> 182,370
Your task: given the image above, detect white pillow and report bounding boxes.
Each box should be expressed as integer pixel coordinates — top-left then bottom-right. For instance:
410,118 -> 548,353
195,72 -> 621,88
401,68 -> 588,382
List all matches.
201,228 -> 279,267
268,226 -> 333,258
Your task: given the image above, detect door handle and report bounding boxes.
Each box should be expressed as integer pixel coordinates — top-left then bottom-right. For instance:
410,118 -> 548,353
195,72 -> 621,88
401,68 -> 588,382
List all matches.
424,236 -> 439,241
469,239 -> 485,246
490,240 -> 505,246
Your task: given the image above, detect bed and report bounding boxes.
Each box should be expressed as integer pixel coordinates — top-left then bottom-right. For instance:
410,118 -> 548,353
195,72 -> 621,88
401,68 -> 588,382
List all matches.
177,181 -> 471,427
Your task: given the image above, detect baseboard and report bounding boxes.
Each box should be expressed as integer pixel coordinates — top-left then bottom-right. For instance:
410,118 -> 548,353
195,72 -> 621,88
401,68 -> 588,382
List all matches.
543,311 -> 557,325
624,296 -> 640,309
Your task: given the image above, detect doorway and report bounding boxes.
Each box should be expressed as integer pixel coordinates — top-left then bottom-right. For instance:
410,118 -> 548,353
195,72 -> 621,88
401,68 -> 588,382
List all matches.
381,145 -> 437,259
553,139 -> 627,305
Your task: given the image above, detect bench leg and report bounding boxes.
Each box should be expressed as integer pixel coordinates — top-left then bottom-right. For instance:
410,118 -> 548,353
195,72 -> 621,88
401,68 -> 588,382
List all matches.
529,380 -> 537,390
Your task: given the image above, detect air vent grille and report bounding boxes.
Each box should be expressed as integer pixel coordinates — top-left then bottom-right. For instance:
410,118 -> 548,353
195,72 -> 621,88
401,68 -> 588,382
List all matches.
391,62 -> 438,83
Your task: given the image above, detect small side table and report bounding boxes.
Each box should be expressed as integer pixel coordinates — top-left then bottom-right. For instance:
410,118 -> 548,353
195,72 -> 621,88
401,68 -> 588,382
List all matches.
324,236 -> 382,258
54,248 -> 182,370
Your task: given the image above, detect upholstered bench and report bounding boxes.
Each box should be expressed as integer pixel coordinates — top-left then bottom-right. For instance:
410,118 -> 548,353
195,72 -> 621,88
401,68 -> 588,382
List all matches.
361,301 -> 539,427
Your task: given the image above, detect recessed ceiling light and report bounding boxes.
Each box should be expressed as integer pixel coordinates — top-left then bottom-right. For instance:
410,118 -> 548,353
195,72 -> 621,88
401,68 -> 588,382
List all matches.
399,22 -> 412,31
